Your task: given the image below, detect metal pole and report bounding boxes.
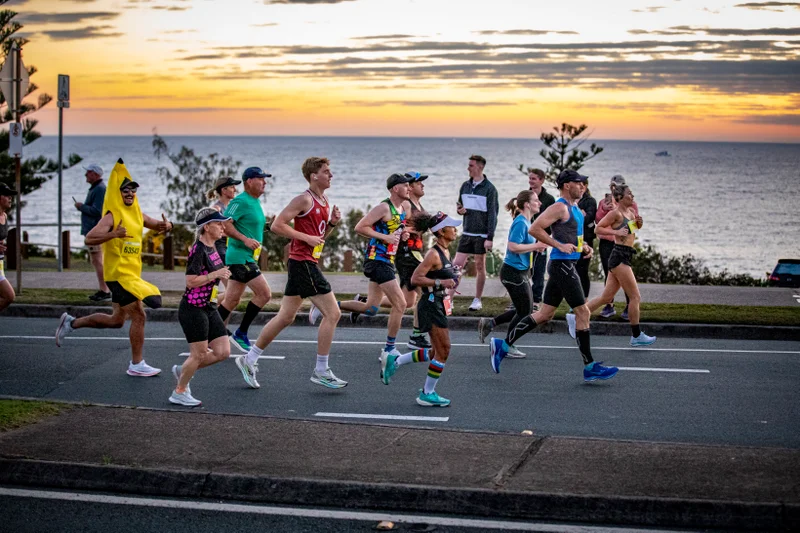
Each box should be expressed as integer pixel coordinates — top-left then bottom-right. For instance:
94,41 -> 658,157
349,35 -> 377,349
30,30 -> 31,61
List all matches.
13,44 -> 22,294
57,104 -> 63,272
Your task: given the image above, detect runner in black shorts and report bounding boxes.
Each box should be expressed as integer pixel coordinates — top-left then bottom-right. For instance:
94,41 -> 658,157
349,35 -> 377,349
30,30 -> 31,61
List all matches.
489,170 -> 619,383
380,211 -> 462,407
169,208 -> 232,407
237,157 -> 347,391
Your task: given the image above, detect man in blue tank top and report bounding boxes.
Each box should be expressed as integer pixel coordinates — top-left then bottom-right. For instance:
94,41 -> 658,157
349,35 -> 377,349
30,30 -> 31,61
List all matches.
488,169 -> 619,383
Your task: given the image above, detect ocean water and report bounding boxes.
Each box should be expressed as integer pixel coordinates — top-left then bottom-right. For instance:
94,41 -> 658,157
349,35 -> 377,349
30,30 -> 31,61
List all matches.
17,136 -> 800,278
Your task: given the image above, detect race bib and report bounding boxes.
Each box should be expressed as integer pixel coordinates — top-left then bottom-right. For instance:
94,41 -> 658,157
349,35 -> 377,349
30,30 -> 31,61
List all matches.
122,241 -> 141,256
0,259 -> 4,278
312,241 -> 325,259
253,247 -> 262,260
627,220 -> 638,234
443,296 -> 453,316
210,284 -> 219,304
576,236 -> 584,253
411,251 -> 424,262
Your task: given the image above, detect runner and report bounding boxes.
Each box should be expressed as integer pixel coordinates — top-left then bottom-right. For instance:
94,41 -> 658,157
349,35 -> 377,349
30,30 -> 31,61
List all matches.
170,208 -> 233,406
335,173 -> 412,361
237,157 -> 346,390
206,176 -> 241,293
56,159 -> 171,377
217,167 -> 273,353
567,183 -> 656,347
380,211 -> 461,407
0,183 -> 17,313
488,170 -> 619,383
478,191 -> 547,358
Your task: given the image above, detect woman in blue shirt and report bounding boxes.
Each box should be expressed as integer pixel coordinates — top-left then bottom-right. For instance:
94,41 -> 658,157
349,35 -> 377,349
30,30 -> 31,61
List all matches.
478,191 -> 546,356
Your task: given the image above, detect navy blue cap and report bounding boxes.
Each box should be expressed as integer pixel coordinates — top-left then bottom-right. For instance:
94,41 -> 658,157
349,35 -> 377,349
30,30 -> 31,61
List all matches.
196,210 -> 231,227
556,169 -> 588,188
242,167 -> 272,180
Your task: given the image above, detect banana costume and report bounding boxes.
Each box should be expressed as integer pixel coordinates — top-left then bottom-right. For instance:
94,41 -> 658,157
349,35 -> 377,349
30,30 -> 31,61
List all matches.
101,159 -> 162,308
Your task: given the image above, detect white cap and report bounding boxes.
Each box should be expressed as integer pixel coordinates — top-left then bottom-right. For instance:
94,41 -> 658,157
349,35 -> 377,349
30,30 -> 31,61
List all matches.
83,164 -> 104,177
431,213 -> 462,233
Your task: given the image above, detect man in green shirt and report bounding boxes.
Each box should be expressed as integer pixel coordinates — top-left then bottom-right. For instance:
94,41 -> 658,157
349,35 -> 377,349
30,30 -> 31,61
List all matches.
218,166 -> 273,352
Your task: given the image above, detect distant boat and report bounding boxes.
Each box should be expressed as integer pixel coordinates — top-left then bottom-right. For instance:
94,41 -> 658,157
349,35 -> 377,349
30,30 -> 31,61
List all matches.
655,151 -> 670,156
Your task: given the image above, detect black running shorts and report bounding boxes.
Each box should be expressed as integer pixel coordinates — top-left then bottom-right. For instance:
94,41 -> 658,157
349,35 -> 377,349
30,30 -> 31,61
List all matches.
228,262 -> 262,284
396,255 -> 421,291
106,281 -> 162,309
417,293 -> 448,333
542,260 -> 586,310
178,299 -> 227,344
608,244 -> 635,270
456,235 -> 486,255
363,259 -> 397,285
284,259 -> 332,298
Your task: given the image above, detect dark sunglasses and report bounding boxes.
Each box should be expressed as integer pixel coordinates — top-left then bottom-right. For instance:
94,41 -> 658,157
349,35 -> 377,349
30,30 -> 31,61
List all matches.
120,187 -> 138,193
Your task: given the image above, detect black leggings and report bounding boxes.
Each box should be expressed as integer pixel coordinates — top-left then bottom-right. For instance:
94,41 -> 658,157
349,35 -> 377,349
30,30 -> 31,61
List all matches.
494,263 -> 533,335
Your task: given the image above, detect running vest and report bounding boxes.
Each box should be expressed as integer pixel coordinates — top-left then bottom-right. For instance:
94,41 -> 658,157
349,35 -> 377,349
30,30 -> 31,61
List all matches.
289,190 -> 330,263
421,245 -> 458,296
101,160 -> 161,302
549,197 -> 584,261
366,198 -> 405,264
399,199 -> 424,262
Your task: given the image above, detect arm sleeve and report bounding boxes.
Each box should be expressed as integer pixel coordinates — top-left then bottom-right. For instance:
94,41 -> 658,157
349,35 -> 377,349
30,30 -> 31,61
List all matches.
486,185 -> 499,241
184,244 -> 207,276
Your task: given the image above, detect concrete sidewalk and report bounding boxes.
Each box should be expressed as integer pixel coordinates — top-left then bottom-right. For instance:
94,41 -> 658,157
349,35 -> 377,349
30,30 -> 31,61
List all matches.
0,405 -> 797,531
18,270 -> 800,307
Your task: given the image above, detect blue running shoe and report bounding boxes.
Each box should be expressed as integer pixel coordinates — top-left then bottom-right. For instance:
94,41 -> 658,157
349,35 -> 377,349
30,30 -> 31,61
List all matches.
232,330 -> 251,352
584,361 -> 619,382
416,389 -> 451,407
380,352 -> 399,385
490,337 -> 507,374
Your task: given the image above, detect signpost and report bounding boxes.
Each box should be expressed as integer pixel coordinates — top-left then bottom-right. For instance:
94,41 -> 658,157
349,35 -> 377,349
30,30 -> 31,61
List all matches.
57,75 -> 70,271
0,44 -> 29,293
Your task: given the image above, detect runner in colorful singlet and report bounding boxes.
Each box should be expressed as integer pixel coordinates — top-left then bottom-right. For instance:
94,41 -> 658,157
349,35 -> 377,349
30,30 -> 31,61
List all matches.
236,157 -> 347,391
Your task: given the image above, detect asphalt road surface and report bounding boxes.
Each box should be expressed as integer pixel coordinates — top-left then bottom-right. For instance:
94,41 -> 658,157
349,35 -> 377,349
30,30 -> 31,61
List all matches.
1,317 -> 799,448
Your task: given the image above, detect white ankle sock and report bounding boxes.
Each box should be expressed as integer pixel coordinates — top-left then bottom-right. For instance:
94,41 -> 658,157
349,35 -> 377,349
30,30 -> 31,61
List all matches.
246,345 -> 263,365
315,354 -> 328,373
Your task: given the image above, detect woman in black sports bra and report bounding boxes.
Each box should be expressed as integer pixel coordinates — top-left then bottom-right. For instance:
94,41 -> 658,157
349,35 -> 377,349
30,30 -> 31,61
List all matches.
379,211 -> 462,408
584,184 -> 656,347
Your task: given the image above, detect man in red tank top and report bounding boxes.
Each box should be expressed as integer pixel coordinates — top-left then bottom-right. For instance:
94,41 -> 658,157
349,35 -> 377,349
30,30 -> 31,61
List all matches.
233,157 -> 347,390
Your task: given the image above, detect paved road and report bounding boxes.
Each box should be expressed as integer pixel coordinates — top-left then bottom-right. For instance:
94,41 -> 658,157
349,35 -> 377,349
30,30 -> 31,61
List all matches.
1,317 -> 799,448
0,487 -> 688,533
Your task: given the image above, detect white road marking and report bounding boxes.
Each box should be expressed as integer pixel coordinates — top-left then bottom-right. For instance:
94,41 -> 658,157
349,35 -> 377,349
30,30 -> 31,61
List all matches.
2,336 -> 798,355
315,412 -> 449,422
0,487 -> 681,533
177,352 -> 284,360
618,367 -> 710,373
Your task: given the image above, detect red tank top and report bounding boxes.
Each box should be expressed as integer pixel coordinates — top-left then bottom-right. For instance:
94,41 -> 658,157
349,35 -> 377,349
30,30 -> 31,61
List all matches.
289,190 -> 329,263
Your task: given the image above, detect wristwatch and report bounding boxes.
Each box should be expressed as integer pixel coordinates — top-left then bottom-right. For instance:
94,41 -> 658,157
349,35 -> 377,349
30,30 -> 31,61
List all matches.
434,279 -> 441,289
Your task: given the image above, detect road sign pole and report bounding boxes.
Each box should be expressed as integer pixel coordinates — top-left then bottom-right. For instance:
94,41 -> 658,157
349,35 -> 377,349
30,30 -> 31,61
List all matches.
57,104 -> 63,272
13,44 -> 21,294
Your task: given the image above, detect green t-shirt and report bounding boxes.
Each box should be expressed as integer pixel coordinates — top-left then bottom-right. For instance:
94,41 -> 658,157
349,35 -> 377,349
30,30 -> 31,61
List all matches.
224,192 -> 266,265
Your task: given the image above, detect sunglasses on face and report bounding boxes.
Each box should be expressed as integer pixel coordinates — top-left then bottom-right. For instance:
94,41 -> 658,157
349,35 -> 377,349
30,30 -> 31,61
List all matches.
121,187 -> 138,194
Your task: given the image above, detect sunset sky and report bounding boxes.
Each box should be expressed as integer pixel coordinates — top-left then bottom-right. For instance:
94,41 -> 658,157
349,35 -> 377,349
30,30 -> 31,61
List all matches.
8,0 -> 800,141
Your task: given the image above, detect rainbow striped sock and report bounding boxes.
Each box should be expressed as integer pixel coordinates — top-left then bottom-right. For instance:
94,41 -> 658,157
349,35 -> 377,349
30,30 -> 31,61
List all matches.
424,359 -> 445,394
397,348 -> 431,366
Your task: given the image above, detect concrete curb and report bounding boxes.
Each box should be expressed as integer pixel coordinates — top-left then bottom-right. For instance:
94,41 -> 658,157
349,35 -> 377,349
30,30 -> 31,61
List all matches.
6,303 -> 799,340
1,458 -> 796,531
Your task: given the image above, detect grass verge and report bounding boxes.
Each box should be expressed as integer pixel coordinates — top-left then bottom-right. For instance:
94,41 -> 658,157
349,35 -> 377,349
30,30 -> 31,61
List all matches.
0,399 -> 69,432
11,289 -> 800,327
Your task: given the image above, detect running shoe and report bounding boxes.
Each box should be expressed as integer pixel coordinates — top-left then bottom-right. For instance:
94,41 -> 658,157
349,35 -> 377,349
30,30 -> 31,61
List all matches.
235,356 -> 260,389
489,337 -> 507,374
416,389 -> 451,407
380,347 -> 401,363
308,302 -> 322,325
88,290 -> 111,302
583,361 -> 619,382
506,344 -> 526,358
311,368 -> 348,389
468,297 -> 482,311
478,317 -> 493,344
600,304 -> 616,318
380,351 -> 399,385
407,334 -> 431,350
171,364 -> 191,395
55,312 -> 75,347
127,360 -> 161,377
231,330 -> 251,353
621,307 -> 629,321
566,313 -> 577,339
630,332 -> 657,347
169,389 -> 201,407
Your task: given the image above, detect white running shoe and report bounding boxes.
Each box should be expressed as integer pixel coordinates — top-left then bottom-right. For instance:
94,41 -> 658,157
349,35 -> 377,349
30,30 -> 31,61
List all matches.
380,347 -> 401,362
506,344 -> 527,358
169,389 -> 201,407
308,302 -> 322,325
311,368 -> 348,389
630,332 -> 657,347
55,312 -> 75,348
235,355 -> 260,389
127,360 -> 161,377
566,313 -> 577,339
172,364 -> 191,395
468,297 -> 482,311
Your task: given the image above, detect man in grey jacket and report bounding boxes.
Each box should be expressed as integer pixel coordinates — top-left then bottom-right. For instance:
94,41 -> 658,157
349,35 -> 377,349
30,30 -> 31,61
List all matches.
453,155 -> 499,311
74,164 -> 109,302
